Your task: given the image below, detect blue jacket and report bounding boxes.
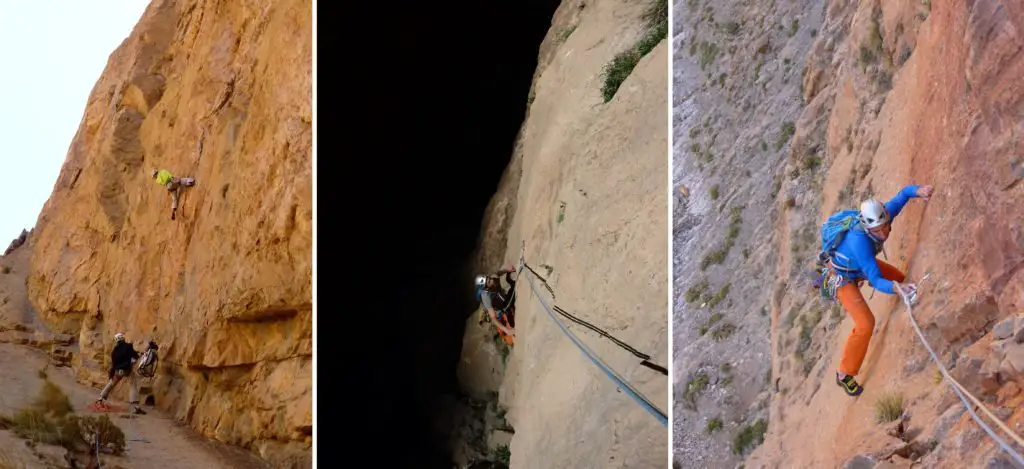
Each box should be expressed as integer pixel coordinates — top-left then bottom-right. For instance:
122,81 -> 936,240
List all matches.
831,185 -> 921,294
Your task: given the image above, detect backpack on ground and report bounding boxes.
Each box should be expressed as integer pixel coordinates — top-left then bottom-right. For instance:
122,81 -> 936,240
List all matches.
817,209 -> 862,267
136,344 -> 159,378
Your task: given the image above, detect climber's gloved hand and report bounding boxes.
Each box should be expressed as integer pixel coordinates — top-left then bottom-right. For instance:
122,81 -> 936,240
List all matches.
894,281 -> 918,304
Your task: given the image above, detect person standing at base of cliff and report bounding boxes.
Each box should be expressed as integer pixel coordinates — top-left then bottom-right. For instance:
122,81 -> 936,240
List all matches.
151,168 -> 196,221
817,184 -> 933,397
475,265 -> 518,338
95,332 -> 146,415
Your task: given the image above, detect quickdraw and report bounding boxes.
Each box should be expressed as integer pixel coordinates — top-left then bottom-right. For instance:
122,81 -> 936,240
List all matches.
817,265 -> 854,303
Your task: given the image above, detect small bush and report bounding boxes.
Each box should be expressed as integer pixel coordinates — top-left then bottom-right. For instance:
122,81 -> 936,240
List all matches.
698,312 -> 724,335
698,41 -> 719,70
559,25 -> 577,43
711,322 -> 737,341
600,0 -> 667,102
684,372 -> 710,404
706,417 -> 724,433
776,121 -> 796,151
699,206 -> 743,270
873,391 -> 904,424
733,419 -> 768,455
685,279 -> 710,303
707,283 -> 731,309
1,381 -> 126,456
493,444 -> 511,465
710,185 -> 720,200
7,409 -> 60,445
34,380 -> 74,418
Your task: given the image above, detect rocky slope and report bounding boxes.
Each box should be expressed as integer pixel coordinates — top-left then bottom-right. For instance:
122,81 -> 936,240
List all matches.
677,0 -> 1024,467
457,0 -> 670,467
23,0 -> 312,467
671,0 -> 826,466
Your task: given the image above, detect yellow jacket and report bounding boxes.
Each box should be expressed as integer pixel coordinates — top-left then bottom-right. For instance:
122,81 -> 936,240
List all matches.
154,169 -> 173,186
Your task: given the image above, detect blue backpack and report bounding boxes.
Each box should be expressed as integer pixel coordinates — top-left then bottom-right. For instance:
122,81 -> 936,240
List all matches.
475,285 -> 485,303
817,209 -> 862,266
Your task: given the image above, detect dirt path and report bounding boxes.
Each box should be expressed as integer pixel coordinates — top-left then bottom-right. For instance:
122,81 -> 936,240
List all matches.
0,342 -> 270,469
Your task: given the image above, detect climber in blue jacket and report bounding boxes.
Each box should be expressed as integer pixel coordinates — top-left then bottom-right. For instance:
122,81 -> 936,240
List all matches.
820,183 -> 933,396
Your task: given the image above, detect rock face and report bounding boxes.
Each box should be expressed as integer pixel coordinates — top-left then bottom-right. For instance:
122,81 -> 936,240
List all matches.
4,228 -> 30,256
728,0 -> 1024,467
24,0 -> 312,467
461,0 -> 669,467
671,0 -> 828,466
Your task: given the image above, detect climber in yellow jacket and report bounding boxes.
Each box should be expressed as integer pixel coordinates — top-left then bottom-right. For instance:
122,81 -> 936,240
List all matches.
151,168 -> 196,220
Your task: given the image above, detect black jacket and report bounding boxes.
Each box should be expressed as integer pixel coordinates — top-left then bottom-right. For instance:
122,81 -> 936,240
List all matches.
110,341 -> 139,376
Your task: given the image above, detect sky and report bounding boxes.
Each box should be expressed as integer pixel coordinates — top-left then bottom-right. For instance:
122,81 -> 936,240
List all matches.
0,1 -> 150,242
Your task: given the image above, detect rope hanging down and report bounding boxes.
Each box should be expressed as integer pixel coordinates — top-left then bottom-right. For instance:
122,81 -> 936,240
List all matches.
517,244 -> 667,427
899,273 -> 1024,466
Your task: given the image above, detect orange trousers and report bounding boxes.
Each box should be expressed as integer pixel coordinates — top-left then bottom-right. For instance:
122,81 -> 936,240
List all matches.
836,260 -> 905,376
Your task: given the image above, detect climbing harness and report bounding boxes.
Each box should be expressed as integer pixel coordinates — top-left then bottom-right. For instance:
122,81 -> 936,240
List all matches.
517,242 -> 668,427
815,265 -> 845,303
898,272 -> 1024,465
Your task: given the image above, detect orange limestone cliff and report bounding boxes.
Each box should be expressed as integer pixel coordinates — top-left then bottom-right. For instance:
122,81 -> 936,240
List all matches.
24,0 -> 312,467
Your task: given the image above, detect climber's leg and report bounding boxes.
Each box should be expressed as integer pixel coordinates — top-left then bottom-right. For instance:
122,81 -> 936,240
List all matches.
837,283 -> 875,377
98,374 -> 122,401
129,373 -> 146,414
168,181 -> 181,220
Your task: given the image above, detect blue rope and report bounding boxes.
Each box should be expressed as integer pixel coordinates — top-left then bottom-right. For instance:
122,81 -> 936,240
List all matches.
522,268 -> 668,427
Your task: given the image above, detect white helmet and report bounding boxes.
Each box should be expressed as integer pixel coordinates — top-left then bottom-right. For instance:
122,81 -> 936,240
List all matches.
114,332 -> 125,343
475,275 -> 487,287
859,199 -> 889,229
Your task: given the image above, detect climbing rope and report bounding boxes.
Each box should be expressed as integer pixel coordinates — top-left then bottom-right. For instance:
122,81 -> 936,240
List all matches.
552,304 -> 668,375
516,243 -> 667,427
516,260 -> 667,372
899,273 -> 1024,465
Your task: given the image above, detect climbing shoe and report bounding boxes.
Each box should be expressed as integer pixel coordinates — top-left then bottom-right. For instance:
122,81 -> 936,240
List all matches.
132,406 -> 147,415
836,373 -> 864,396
